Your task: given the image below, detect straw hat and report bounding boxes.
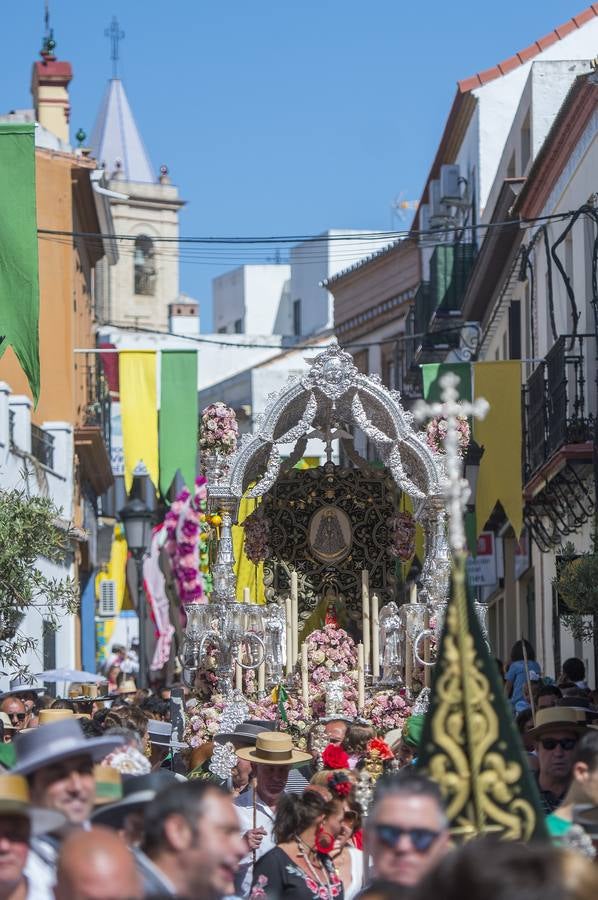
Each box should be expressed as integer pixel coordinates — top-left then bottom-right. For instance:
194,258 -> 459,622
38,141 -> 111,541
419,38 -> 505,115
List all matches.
94,766 -> 123,806
528,706 -> 595,740
0,712 -> 16,733
236,732 -> 311,766
38,709 -> 74,726
118,680 -> 137,696
0,774 -> 66,835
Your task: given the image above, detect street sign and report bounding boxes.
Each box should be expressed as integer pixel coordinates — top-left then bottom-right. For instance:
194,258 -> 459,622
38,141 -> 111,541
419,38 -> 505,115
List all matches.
467,532 -> 497,587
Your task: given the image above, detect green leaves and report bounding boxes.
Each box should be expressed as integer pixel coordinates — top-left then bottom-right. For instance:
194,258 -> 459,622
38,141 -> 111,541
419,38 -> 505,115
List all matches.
0,488 -> 78,680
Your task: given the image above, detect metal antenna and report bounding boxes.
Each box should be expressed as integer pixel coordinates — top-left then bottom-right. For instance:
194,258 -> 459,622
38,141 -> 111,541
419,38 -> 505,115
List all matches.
105,16 -> 125,79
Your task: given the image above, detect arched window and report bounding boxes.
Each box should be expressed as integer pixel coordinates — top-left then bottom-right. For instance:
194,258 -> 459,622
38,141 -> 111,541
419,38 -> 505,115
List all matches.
134,235 -> 156,296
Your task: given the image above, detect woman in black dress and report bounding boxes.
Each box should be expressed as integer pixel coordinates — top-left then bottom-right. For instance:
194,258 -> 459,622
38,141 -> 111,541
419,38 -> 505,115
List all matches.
250,787 -> 346,900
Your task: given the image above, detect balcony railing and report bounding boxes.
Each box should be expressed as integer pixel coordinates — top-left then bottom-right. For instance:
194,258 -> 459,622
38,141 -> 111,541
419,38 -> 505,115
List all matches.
31,424 -> 54,469
523,334 -> 595,482
82,358 -> 111,453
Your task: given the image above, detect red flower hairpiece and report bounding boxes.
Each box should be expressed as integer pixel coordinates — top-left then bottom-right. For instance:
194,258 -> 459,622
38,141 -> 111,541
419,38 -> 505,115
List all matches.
322,743 -> 350,770
327,771 -> 352,797
367,738 -> 394,761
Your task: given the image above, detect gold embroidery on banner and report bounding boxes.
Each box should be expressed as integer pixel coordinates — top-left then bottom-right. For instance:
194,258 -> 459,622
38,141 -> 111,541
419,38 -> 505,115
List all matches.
426,554 -> 537,841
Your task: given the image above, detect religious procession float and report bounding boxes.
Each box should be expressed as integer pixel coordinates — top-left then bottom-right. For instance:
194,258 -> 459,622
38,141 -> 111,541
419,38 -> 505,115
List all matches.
147,342 -> 544,837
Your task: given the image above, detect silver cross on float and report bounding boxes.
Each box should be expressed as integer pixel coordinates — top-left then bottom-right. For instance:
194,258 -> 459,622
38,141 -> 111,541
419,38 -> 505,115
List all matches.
413,372 -> 489,554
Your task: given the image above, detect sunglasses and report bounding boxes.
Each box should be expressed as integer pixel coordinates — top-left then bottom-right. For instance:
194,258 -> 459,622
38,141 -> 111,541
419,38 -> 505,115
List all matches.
374,823 -> 441,853
540,737 -> 578,751
8,713 -> 26,722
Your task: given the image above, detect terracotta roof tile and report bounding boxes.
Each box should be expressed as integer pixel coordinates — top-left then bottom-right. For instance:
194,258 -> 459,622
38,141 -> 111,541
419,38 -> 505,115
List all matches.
457,4 -> 598,92
497,55 -> 521,76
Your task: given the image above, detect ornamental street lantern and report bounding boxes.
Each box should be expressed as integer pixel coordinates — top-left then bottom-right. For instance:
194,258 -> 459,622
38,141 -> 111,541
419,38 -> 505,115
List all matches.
119,496 -> 153,688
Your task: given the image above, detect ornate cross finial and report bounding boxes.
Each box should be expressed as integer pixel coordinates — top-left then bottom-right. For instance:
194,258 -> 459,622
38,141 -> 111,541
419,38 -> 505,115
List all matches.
414,373 -> 488,553
105,16 -> 125,78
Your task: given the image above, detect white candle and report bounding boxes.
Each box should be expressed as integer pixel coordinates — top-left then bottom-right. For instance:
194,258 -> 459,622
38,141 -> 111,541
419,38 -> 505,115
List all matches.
242,586 -> 250,604
258,660 -> 265,694
409,581 -> 417,604
301,642 -> 309,708
285,597 -> 292,675
291,571 -> 299,666
371,593 -> 380,679
357,642 -> 365,712
235,645 -> 243,692
362,571 -> 370,672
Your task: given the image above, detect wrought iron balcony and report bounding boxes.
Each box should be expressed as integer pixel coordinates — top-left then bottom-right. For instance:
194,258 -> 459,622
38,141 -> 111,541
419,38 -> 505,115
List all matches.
523,334 -> 595,483
82,357 -> 111,453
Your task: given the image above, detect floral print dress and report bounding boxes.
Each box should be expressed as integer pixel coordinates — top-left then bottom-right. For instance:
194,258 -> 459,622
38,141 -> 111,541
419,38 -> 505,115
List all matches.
251,846 -> 344,900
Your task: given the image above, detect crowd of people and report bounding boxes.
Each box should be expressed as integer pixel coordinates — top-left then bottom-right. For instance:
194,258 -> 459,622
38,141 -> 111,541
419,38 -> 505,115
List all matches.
0,643 -> 597,899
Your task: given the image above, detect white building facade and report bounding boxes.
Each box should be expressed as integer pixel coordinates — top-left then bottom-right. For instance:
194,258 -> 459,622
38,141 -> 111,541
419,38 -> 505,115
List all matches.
0,384 -> 77,689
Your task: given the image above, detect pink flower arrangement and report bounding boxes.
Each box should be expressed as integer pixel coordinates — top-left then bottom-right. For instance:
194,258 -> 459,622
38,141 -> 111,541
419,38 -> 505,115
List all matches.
243,508 -> 271,564
200,403 -> 238,455
185,694 -> 277,747
389,511 -> 416,561
363,688 -> 412,734
305,624 -> 359,718
164,477 -> 211,604
425,413 -> 470,457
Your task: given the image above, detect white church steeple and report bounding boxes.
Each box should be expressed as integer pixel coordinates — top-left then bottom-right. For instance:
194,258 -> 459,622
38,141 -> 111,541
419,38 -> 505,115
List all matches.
90,17 -> 188,332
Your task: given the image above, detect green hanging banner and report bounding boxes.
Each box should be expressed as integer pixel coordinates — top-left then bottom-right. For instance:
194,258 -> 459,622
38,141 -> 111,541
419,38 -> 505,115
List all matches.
421,362 -> 472,403
0,124 -> 40,403
159,351 -> 198,496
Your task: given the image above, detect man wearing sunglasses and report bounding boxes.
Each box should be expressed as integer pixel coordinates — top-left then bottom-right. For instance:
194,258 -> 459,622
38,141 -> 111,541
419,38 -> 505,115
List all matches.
527,706 -> 590,815
361,771 -> 449,894
0,697 -> 30,732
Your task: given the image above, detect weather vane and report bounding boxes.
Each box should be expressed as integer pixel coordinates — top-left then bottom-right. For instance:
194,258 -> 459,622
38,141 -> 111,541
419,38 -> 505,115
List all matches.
414,372 -> 488,554
42,1 -> 56,56
105,16 -> 125,79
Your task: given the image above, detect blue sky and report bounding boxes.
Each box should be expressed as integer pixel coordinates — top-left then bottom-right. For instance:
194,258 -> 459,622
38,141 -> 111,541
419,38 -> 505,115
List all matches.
2,1 -> 591,329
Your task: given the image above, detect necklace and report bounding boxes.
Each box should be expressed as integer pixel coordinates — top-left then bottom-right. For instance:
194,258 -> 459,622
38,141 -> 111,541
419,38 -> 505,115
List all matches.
294,836 -> 333,898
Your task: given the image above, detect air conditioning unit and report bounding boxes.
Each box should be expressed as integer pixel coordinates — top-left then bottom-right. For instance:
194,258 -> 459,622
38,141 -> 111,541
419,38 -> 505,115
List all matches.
440,164 -> 461,205
429,180 -> 452,226
98,580 -> 117,618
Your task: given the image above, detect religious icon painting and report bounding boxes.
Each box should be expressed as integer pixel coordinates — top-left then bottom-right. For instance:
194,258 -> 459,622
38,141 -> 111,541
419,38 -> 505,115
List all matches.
308,505 -> 352,565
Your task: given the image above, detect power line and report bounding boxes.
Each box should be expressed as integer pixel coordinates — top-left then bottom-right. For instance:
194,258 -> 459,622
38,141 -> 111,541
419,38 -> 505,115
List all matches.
36,208 -> 572,246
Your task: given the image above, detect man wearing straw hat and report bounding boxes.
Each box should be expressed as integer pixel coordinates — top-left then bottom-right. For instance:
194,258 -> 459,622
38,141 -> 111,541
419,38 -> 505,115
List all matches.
234,731 -> 311,896
0,773 -> 66,899
12,717 -> 124,892
528,706 -> 594,814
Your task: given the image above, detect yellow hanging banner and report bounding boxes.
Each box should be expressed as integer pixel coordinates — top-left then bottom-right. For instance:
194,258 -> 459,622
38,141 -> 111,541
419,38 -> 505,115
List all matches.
119,352 -> 159,492
233,492 -> 266,605
473,361 -> 523,538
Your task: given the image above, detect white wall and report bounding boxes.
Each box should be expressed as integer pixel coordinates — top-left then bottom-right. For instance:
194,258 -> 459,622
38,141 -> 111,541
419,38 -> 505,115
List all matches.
212,265 -> 291,335
472,18 -> 598,215
291,231 -> 394,336
0,383 -> 76,689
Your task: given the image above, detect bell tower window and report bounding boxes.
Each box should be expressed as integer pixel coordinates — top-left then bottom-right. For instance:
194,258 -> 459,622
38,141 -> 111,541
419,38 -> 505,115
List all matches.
134,234 -> 156,295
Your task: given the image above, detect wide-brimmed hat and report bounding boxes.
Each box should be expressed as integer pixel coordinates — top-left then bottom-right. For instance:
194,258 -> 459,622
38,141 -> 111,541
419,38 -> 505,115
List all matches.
0,682 -> 44,700
0,774 -> 66,835
117,680 -> 137,696
91,770 -> 177,828
147,719 -> 188,751
0,713 -> 17,733
12,718 -> 125,776
236,732 -> 311,766
38,709 -> 74,726
214,719 -> 276,745
94,765 -> 123,807
528,706 -> 594,740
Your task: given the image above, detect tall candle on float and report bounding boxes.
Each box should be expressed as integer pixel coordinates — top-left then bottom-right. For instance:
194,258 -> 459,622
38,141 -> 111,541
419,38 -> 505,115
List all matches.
242,587 -> 250,603
357,642 -> 365,712
257,660 -> 265,694
291,571 -> 299,666
371,593 -> 380,680
285,597 -> 292,675
301,642 -> 309,708
235,645 -> 243,691
361,571 -> 370,672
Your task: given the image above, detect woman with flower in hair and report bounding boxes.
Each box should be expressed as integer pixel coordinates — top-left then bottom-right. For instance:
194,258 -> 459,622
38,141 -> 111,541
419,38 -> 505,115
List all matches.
342,722 -> 376,770
250,787 -> 345,900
